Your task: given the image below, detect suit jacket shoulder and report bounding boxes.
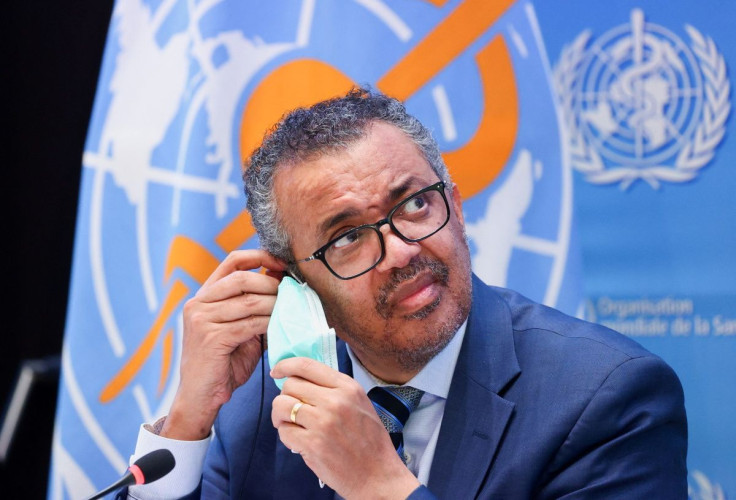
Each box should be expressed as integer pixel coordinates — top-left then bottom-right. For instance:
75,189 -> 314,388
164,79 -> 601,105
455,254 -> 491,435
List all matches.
426,276 -> 687,499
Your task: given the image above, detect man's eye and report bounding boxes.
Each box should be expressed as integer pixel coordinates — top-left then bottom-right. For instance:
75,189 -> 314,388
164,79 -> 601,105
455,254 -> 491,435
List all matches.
332,230 -> 360,249
403,195 -> 427,213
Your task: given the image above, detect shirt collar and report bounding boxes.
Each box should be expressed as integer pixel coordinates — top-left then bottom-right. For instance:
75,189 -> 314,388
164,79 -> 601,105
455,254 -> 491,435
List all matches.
347,319 -> 468,398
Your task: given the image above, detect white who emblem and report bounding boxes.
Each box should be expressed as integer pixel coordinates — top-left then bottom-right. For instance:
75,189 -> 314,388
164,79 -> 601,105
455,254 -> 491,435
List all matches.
554,9 -> 731,189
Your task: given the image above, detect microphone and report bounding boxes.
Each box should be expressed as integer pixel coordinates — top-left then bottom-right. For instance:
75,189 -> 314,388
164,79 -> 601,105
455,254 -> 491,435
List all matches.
85,448 -> 176,499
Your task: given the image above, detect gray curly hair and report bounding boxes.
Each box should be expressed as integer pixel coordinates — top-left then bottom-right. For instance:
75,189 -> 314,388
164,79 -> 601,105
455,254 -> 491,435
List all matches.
243,86 -> 451,267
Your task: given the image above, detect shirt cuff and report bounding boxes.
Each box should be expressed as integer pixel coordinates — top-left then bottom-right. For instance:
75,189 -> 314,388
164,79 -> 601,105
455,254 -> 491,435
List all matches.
127,417 -> 211,499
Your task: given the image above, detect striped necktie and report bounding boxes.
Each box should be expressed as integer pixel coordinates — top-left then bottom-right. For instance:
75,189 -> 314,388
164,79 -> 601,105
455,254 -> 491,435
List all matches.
368,386 -> 424,463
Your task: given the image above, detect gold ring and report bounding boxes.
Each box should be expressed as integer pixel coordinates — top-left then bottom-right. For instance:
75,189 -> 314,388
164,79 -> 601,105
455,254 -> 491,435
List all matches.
290,401 -> 304,425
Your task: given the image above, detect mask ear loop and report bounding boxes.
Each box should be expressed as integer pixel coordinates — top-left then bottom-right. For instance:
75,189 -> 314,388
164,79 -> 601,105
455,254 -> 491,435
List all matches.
287,270 -> 304,284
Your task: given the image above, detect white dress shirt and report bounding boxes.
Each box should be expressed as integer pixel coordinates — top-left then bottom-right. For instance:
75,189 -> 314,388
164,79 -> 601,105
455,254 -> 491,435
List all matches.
347,319 -> 467,486
128,320 -> 467,498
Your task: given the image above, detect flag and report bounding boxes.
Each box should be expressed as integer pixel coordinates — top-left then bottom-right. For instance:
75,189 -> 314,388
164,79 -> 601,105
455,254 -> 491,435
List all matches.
539,2 -> 735,496
49,0 -> 584,496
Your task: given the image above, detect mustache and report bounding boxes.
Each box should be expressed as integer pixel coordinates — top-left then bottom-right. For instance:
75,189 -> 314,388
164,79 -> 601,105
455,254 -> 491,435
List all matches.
375,257 -> 450,318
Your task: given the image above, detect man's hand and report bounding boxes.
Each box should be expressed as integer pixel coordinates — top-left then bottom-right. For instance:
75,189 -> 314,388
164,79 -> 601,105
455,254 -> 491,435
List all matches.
162,250 -> 286,441
271,358 -> 421,500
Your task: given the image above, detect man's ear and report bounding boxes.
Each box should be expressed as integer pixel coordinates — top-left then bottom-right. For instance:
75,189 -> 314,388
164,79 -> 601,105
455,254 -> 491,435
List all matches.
450,183 -> 465,227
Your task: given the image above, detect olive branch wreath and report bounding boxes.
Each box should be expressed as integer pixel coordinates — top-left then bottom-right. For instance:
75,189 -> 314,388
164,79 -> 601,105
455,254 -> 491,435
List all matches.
554,25 -> 730,189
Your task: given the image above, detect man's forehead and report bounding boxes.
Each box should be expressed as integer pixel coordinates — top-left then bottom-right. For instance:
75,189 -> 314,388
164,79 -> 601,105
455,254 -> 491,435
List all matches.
282,168 -> 431,223
283,123 -> 430,183
315,174 -> 432,234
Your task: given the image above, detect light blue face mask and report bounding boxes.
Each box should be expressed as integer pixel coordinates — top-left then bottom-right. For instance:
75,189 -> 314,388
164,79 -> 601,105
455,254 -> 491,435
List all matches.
267,276 -> 339,389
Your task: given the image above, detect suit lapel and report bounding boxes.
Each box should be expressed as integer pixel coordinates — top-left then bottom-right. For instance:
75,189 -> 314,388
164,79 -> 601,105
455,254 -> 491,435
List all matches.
428,275 -> 520,498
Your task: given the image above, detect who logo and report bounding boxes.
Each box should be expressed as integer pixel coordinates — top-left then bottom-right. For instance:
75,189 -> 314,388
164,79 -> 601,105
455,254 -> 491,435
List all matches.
555,8 -> 731,189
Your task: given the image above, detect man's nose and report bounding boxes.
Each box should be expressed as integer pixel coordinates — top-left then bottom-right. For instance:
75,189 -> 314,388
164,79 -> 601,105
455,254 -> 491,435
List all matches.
374,224 -> 422,273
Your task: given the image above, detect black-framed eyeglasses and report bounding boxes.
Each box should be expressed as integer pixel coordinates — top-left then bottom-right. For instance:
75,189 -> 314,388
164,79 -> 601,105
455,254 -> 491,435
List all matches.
295,181 -> 450,280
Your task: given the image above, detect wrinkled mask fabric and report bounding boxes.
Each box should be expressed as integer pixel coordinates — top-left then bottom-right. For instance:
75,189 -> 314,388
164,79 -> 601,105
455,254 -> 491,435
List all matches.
267,276 -> 339,389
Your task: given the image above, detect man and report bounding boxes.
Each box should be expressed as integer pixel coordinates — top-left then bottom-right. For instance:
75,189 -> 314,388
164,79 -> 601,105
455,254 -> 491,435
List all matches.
126,88 -> 687,499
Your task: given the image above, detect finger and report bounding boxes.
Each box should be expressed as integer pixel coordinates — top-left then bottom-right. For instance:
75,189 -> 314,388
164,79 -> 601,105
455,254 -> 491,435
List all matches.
185,289 -> 275,335
194,293 -> 277,324
279,375 -> 335,408
271,357 -> 346,389
187,315 -> 271,351
202,250 -> 287,288
276,423 -> 309,455
271,394 -> 312,428
197,269 -> 281,303
220,315 -> 271,345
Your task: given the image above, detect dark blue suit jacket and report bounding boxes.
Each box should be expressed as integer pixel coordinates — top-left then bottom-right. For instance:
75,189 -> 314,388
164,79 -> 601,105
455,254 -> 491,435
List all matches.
166,275 -> 688,498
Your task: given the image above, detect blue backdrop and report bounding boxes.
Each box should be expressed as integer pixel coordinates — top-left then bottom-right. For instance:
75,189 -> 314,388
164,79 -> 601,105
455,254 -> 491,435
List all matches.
536,2 -> 735,496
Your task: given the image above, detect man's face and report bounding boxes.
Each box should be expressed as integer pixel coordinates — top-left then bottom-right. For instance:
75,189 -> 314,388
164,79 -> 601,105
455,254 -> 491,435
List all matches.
273,122 -> 472,383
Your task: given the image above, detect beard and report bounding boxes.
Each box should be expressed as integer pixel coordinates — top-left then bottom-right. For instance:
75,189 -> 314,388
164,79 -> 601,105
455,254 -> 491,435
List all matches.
323,254 -> 472,375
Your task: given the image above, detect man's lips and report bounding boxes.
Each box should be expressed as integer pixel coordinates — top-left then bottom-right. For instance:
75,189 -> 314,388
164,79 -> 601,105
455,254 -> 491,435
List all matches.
375,257 -> 450,319
388,272 -> 439,310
